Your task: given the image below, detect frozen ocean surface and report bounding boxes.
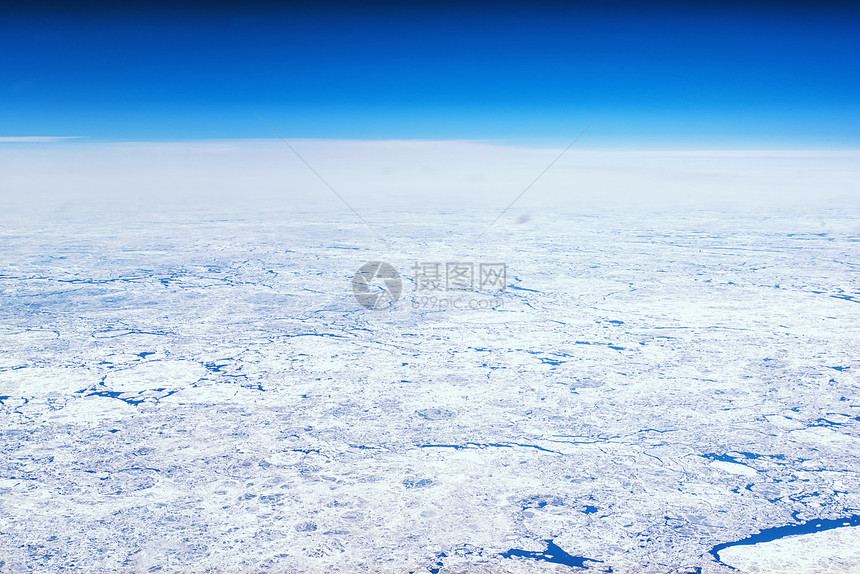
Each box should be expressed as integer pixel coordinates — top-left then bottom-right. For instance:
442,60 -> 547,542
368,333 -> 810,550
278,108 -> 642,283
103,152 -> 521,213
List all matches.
0,147 -> 859,573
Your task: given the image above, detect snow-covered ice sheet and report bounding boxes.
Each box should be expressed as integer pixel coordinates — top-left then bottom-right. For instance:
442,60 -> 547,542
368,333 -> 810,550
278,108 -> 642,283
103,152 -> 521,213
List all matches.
1,202 -> 859,573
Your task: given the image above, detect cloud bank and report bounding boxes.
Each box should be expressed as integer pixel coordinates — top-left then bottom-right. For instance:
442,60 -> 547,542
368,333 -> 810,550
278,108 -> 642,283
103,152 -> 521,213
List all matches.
1,140 -> 857,215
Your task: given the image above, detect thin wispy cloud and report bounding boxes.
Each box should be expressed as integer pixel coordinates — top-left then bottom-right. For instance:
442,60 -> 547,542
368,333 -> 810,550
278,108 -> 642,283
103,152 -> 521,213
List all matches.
0,136 -> 85,143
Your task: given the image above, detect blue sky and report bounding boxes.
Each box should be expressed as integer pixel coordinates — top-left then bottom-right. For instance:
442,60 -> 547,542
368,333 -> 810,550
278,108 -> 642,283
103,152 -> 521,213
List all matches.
3,1 -> 859,147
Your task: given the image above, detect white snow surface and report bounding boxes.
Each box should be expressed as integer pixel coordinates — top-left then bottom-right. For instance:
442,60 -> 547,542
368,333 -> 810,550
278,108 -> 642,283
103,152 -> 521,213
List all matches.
0,144 -> 858,572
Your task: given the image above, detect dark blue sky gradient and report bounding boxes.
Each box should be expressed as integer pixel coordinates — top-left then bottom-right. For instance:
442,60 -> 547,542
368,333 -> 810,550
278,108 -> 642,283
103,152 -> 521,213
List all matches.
3,2 -> 859,145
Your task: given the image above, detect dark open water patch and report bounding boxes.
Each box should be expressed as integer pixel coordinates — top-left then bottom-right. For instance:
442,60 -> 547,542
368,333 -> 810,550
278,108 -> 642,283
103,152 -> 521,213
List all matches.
86,390 -> 147,406
831,294 -> 859,303
709,514 -> 860,568
85,389 -> 179,406
703,452 -> 785,465
500,539 -> 610,571
508,283 -> 540,293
